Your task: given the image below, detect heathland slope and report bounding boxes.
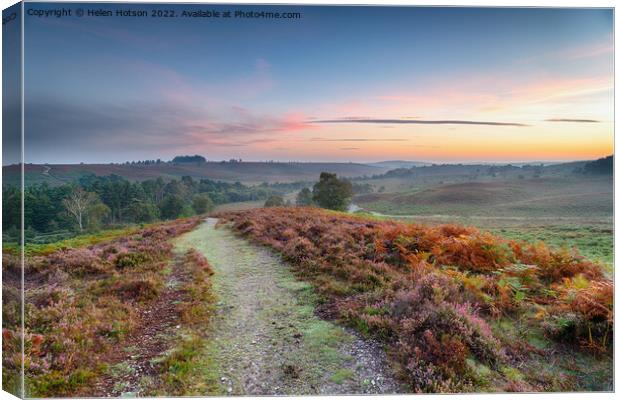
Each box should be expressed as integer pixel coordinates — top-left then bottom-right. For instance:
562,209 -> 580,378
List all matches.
2,218 -> 212,397
3,215 -> 405,397
218,207 -> 613,392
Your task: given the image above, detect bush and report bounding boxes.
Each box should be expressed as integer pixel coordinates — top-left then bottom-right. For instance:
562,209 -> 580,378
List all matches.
296,188 -> 314,206
47,248 -> 110,276
112,276 -> 163,301
114,251 -> 152,269
264,195 -> 285,207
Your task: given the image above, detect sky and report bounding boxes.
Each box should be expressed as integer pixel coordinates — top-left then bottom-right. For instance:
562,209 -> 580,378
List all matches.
10,4 -> 615,164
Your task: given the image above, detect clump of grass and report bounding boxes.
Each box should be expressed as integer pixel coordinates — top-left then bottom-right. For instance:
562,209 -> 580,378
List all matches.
156,336 -> 205,394
330,368 -> 354,384
219,207 -> 613,392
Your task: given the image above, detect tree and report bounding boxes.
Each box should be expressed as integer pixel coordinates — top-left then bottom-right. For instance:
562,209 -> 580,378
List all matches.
172,155 -> 206,164
86,202 -> 111,231
192,193 -> 215,214
264,195 -> 285,207
312,172 -> 353,211
62,188 -> 99,232
127,200 -> 160,223
296,188 -> 313,206
159,194 -> 184,219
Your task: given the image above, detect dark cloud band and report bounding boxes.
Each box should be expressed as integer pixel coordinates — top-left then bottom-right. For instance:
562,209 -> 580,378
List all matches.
310,118 -> 528,127
310,137 -> 409,142
545,118 -> 600,123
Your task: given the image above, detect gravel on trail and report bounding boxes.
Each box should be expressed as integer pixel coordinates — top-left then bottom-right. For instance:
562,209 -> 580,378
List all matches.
175,218 -> 404,395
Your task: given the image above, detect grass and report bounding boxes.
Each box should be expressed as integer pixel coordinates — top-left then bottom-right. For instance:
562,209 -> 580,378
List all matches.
3,225 -> 144,257
491,225 -> 613,269
148,334 -> 221,396
330,368 -> 355,384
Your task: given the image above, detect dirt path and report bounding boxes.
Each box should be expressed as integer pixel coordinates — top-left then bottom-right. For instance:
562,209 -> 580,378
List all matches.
175,218 -> 403,395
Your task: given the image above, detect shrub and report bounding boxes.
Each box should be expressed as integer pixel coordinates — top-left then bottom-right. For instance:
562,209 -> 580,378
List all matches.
114,251 -> 152,269
264,195 -> 285,207
112,276 -> 163,301
47,248 -> 110,276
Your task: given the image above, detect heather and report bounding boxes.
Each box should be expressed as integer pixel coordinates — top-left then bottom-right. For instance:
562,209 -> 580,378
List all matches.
2,217 -> 201,397
219,207 -> 613,392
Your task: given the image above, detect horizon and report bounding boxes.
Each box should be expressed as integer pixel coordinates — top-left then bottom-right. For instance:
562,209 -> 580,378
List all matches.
4,5 -> 614,165
4,155 -> 607,168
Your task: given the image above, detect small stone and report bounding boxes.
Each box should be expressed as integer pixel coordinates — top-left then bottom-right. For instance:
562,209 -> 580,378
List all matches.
227,387 -> 232,393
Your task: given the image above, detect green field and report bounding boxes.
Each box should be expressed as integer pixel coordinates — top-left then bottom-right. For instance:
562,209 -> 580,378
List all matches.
353,174 -> 613,271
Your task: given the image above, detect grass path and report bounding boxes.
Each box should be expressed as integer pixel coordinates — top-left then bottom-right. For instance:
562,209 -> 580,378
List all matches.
174,218 -> 403,395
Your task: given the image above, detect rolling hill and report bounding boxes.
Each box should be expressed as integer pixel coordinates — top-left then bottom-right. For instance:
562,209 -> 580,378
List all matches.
3,161 -> 390,187
355,176 -> 613,218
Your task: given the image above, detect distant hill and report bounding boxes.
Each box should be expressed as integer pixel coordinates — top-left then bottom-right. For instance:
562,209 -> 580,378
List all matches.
4,161 -> 390,187
580,155 -> 613,175
374,160 -> 590,181
365,160 -> 432,169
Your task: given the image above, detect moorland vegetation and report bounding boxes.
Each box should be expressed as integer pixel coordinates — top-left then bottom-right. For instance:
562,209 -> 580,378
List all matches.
219,207 -> 613,392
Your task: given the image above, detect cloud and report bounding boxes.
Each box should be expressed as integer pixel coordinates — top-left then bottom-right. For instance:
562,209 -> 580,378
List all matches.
310,137 -> 409,142
310,118 -> 527,127
554,39 -> 613,61
545,118 -> 600,123
339,147 -> 360,151
24,96 -> 314,162
188,109 -> 314,136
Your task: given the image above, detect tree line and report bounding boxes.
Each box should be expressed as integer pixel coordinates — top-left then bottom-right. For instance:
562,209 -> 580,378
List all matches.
2,174 -> 281,239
